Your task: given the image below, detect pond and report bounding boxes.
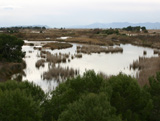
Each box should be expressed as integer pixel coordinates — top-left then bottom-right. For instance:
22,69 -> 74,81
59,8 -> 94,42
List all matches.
21,41 -> 158,92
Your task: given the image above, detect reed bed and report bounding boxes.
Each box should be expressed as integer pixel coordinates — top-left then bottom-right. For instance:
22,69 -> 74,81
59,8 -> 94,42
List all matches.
153,49 -> 160,55
130,56 -> 160,86
43,66 -> 79,81
40,51 -> 70,65
75,54 -> 82,58
35,59 -> 45,68
43,42 -> 73,50
76,45 -> 123,54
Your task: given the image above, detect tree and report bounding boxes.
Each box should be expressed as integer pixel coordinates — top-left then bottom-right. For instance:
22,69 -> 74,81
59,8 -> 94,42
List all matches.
107,73 -> 153,121
42,71 -> 106,121
0,89 -> 42,121
0,80 -> 45,102
0,80 -> 45,121
58,93 -> 122,121
0,34 -> 25,62
148,72 -> 160,121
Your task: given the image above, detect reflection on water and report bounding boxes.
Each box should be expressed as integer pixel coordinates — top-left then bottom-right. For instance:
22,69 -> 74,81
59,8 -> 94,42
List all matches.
22,41 -> 158,92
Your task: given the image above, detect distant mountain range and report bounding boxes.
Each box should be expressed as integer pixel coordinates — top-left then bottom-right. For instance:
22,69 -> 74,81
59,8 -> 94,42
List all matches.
68,22 -> 160,29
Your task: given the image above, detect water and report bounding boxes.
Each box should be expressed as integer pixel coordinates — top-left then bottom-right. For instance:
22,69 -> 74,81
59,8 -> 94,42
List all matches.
21,41 -> 158,92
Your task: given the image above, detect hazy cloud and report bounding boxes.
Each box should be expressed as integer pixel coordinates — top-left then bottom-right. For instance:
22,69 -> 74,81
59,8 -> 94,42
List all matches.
0,0 -> 159,27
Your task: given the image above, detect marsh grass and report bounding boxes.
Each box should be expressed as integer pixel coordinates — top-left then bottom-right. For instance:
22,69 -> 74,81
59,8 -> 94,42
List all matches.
130,56 -> 160,86
35,59 -> 45,68
0,62 -> 26,81
76,45 -> 123,54
43,42 -> 73,50
75,54 -> 82,58
40,51 -> 70,64
43,66 -> 79,82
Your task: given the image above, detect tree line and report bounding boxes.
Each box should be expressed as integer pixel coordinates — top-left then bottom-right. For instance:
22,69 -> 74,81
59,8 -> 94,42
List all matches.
0,71 -> 160,121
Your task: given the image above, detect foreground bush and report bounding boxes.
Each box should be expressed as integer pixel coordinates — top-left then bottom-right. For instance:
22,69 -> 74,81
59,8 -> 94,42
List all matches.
148,72 -> 160,121
107,74 -> 153,121
0,89 -> 41,121
1,71 -> 160,121
0,81 -> 45,121
42,71 -> 106,121
58,93 -> 121,121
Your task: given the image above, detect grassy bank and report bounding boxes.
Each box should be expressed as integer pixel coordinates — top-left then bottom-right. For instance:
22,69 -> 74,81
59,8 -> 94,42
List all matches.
43,42 -> 73,50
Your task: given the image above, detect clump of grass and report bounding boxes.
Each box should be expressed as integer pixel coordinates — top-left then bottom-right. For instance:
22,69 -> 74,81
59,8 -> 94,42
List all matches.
0,61 -> 26,81
154,49 -> 160,54
66,37 -> 105,45
76,45 -> 123,54
130,56 -> 160,86
143,50 -> 147,55
40,51 -> 70,64
43,42 -> 73,50
43,66 -> 79,81
34,47 -> 42,50
35,59 -> 45,68
75,54 -> 82,58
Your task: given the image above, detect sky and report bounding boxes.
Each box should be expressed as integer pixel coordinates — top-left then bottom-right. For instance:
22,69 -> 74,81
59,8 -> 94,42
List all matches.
0,0 -> 160,27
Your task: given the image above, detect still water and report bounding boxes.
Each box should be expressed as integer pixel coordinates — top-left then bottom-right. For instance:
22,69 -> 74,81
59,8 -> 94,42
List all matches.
22,41 -> 158,92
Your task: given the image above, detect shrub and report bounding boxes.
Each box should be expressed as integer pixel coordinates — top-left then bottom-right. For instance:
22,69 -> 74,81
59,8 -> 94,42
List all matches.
0,80 -> 45,121
0,80 -> 45,102
107,73 -> 153,121
148,72 -> 160,121
0,34 -> 25,62
58,93 -> 122,121
42,71 -> 106,121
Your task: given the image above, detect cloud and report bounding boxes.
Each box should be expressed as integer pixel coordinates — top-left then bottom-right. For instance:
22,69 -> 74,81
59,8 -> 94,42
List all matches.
0,5 -> 21,10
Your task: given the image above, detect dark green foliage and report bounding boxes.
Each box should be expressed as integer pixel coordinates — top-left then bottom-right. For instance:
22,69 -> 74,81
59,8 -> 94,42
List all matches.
58,93 -> 121,121
0,81 -> 45,121
1,71 -> 160,121
148,72 -> 160,121
0,80 -> 45,102
107,74 -> 153,121
123,26 -> 148,33
0,34 -> 25,62
42,71 -> 106,121
103,29 -> 119,35
0,89 -> 42,121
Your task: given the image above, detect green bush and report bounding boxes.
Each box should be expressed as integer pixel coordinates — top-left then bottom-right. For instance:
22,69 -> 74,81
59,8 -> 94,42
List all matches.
42,71 -> 106,121
0,80 -> 45,102
58,93 -> 122,121
0,89 -> 42,121
148,72 -> 160,121
0,34 -> 25,62
0,80 -> 45,121
1,71 -> 159,121
107,73 -> 153,121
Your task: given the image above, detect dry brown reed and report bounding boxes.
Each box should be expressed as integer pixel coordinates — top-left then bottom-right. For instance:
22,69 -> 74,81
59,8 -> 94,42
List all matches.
40,51 -> 70,64
43,66 -> 79,81
0,61 -> 26,81
75,54 -> 82,58
43,42 -> 73,50
143,50 -> 147,55
35,59 -> 45,68
76,45 -> 123,54
130,56 -> 160,86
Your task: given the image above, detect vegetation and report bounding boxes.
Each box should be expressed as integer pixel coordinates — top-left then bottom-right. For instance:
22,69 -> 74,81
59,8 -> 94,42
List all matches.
43,42 -> 73,50
122,26 -> 148,33
0,81 -> 45,121
1,71 -> 160,121
103,29 -> 119,35
76,45 -> 123,54
130,57 -> 160,86
0,34 -> 25,62
0,26 -> 46,33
